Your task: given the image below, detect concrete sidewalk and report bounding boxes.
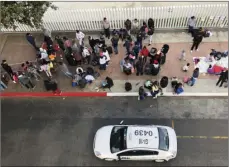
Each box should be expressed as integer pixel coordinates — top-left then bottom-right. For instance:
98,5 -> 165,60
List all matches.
0,30 -> 228,97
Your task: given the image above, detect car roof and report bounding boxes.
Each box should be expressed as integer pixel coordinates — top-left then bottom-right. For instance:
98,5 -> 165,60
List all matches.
126,126 -> 159,149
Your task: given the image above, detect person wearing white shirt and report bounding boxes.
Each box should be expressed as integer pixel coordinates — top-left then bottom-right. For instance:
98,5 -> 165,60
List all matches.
76,30 -> 85,46
85,75 -> 95,84
102,48 -> 110,66
123,58 -> 132,75
38,48 -> 49,60
99,55 -> 107,70
182,63 -> 190,72
82,47 -> 91,64
39,60 -> 52,78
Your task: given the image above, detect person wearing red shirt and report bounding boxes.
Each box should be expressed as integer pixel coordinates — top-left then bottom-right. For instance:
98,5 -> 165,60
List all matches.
140,46 -> 149,64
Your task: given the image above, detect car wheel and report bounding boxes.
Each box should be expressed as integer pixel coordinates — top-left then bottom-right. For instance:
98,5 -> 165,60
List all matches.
155,159 -> 165,162
104,158 -> 115,161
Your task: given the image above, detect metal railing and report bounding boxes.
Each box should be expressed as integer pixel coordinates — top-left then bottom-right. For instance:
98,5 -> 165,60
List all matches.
1,4 -> 228,32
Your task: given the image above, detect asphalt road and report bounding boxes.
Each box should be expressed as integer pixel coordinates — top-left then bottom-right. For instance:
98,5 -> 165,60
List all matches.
1,97 -> 228,166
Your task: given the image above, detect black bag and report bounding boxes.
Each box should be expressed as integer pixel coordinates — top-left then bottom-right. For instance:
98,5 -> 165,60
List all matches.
144,64 -> 152,75
86,67 -> 94,75
66,56 -> 77,66
125,82 -> 132,92
106,46 -> 113,54
44,80 -> 57,91
78,79 -> 87,88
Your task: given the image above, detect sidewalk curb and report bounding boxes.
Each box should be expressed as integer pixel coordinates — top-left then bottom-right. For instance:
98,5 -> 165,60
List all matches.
107,92 -> 228,97
0,92 -> 107,97
0,92 -> 228,97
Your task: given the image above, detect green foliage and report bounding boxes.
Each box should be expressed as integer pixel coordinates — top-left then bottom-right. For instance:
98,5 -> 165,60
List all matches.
0,1 -> 57,29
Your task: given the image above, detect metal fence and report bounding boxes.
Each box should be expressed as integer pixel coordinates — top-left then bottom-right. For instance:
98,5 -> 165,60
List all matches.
1,4 -> 228,32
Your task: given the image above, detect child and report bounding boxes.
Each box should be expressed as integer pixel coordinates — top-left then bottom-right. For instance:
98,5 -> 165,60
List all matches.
179,50 -> 186,61
182,63 -> 190,72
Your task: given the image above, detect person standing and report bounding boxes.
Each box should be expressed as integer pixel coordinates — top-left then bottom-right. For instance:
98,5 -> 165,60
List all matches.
140,46 -> 149,64
25,33 -> 39,51
39,59 -> 52,78
191,30 -> 204,53
148,27 -> 154,46
160,44 -> 169,65
188,16 -> 196,37
148,18 -> 155,29
99,54 -> 107,70
132,18 -> 139,35
136,32 -> 143,49
132,42 -> 140,59
125,19 -> 132,35
111,33 -> 119,54
1,60 -> 15,83
76,30 -> 85,46
103,17 -> 110,39
216,69 -> 228,87
123,36 -> 131,54
135,57 -> 144,76
55,35 -> 65,51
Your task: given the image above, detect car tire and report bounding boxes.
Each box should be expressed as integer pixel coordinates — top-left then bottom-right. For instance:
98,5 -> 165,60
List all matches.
155,159 -> 165,162
104,158 -> 115,161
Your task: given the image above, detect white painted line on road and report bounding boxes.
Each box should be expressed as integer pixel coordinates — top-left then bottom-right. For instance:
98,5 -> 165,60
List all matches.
177,136 -> 228,139
107,92 -> 228,97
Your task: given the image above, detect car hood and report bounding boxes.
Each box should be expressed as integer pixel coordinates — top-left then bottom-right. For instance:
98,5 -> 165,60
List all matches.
93,126 -> 113,156
167,127 -> 177,156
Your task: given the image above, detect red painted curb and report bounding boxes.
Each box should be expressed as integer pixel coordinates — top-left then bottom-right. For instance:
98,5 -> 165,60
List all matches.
0,92 -> 107,97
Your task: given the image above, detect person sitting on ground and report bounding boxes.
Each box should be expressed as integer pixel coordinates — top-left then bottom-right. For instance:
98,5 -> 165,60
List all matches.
151,60 -> 160,76
138,86 -> 148,101
182,63 -> 190,72
85,74 -> 95,84
151,81 -> 160,99
76,67 -> 84,76
174,82 -> 184,95
96,76 -> 114,92
123,58 -> 132,75
38,48 -> 49,60
171,77 -> 178,88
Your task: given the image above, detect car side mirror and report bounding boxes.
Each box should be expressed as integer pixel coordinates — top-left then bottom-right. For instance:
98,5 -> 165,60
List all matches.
120,120 -> 124,125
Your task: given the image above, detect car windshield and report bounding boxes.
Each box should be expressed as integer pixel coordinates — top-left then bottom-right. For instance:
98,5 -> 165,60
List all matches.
110,126 -> 127,153
158,127 -> 169,151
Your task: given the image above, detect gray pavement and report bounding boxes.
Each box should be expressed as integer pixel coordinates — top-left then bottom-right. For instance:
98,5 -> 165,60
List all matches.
2,97 -> 228,166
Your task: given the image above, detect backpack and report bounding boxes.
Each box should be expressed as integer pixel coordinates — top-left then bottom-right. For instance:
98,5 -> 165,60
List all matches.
78,78 -> 87,88
125,82 -> 132,92
144,80 -> 152,90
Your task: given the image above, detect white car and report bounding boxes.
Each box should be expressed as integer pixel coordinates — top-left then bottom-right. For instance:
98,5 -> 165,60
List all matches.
93,123 -> 177,162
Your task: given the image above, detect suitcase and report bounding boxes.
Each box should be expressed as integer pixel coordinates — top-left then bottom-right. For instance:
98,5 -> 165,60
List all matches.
66,56 -> 77,66
106,46 -> 113,55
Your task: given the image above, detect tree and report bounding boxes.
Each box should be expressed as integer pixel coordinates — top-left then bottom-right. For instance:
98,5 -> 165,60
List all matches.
0,1 -> 57,30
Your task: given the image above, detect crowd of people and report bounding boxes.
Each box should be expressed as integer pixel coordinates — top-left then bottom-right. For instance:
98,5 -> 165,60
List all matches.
1,16 -> 227,96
